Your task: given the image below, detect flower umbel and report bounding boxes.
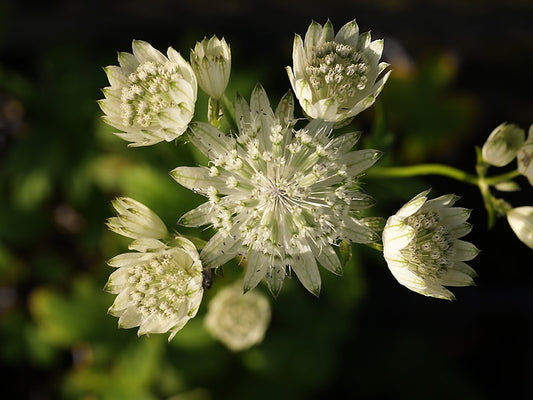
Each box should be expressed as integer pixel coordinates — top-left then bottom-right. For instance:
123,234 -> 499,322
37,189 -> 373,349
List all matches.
506,206 -> 533,249
171,84 -> 381,296
105,198 -> 203,340
190,36 -> 231,100
205,284 -> 271,351
382,190 -> 479,300
286,20 -> 390,123
99,40 -> 197,146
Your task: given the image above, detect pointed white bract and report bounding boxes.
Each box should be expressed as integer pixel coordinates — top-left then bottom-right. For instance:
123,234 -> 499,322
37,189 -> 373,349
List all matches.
382,190 -> 479,300
190,36 -> 231,99
204,284 -> 271,351
481,123 -> 525,167
107,197 -> 169,240
506,206 -> 533,249
105,198 -> 203,340
517,124 -> 533,186
171,84 -> 381,296
98,40 -> 197,146
286,20 -> 390,123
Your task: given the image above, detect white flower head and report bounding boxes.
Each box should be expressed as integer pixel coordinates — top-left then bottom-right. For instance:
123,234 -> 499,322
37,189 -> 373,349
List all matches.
286,19 -> 390,123
506,206 -> 533,249
107,197 -> 168,240
171,84 -> 381,297
190,36 -> 231,99
98,40 -> 197,146
382,190 -> 479,300
517,124 -> 533,186
481,122 -> 525,167
204,284 -> 271,351
105,235 -> 203,340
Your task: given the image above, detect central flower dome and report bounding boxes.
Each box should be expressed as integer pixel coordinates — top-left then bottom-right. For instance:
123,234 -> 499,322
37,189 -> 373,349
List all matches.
172,84 -> 382,296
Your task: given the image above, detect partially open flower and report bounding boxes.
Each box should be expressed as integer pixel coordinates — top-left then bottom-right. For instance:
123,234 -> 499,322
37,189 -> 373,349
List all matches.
171,84 -> 380,297
506,206 -> 533,249
190,36 -> 231,100
286,20 -> 390,123
204,284 -> 270,351
98,40 -> 197,146
481,123 -> 525,167
517,124 -> 533,186
382,190 -> 479,300
107,197 -> 168,240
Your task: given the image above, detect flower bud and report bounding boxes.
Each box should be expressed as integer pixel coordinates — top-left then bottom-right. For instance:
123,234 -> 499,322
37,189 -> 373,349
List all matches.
506,206 -> 533,249
517,124 -> 533,186
190,36 -> 231,99
481,123 -> 525,167
204,284 -> 270,351
107,197 -> 168,240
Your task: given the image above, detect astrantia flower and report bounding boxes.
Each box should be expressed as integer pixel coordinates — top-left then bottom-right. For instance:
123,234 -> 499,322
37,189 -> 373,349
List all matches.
205,284 -> 271,351
382,190 -> 479,300
481,123 -> 525,167
98,40 -> 197,146
517,124 -> 533,186
506,206 -> 533,249
190,36 -> 231,100
107,197 -> 168,240
105,198 -> 203,340
171,84 -> 381,296
286,20 -> 390,123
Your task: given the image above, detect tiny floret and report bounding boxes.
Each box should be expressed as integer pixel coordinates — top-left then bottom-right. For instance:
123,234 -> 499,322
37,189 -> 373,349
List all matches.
190,36 -> 231,100
506,206 -> 533,249
286,20 -> 390,123
481,123 -> 525,167
98,40 -> 197,146
517,124 -> 533,186
204,284 -> 271,351
382,190 -> 479,300
171,84 -> 381,296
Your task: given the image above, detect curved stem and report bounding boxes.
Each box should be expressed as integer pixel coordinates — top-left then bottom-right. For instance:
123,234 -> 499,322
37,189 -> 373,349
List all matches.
367,164 -> 478,185
368,164 -> 520,188
484,169 -> 520,185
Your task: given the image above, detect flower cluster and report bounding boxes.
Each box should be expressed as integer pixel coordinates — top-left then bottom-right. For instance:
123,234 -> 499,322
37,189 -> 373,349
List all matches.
100,19 -> 526,347
479,123 -> 533,248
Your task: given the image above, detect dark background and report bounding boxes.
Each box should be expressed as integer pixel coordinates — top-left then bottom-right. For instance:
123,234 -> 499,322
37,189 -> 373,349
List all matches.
1,1 -> 532,399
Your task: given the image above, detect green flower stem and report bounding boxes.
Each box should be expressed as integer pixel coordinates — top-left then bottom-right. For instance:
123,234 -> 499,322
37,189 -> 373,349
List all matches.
368,164 -> 519,187
222,93 -> 237,128
367,164 -> 478,185
483,169 -> 520,185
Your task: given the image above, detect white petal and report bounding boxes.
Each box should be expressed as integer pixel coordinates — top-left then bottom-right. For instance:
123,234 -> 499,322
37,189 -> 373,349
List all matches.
452,240 -> 479,261
334,20 -> 359,47
290,251 -> 321,296
132,40 -> 167,64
